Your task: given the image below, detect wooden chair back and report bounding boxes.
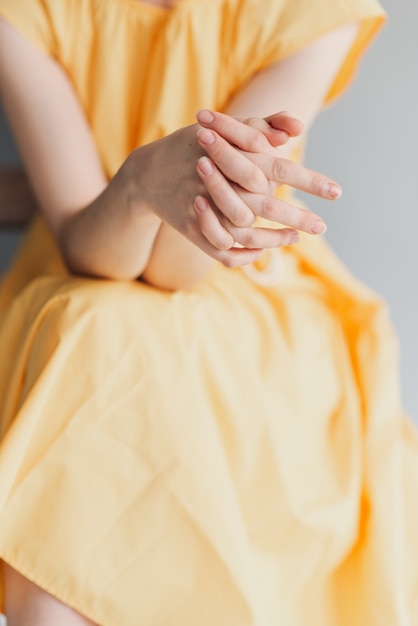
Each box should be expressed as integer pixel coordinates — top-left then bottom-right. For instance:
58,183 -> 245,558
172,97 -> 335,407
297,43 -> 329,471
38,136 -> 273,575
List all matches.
0,166 -> 37,229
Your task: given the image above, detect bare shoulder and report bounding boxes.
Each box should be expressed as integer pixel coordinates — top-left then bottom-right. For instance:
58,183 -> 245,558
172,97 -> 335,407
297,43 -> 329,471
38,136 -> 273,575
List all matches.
0,16 -> 106,237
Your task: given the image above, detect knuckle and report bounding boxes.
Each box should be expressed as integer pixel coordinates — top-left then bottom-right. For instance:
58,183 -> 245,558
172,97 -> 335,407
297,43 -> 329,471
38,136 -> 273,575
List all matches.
245,116 -> 259,127
227,190 -> 256,227
259,196 -> 276,220
244,118 -> 267,152
216,238 -> 234,252
208,173 -> 225,195
230,208 -> 254,228
219,252 -> 238,269
246,167 -> 267,193
312,176 -> 329,197
237,229 -> 258,248
212,227 -> 235,251
272,157 -> 290,182
249,136 -> 266,153
294,212 -> 313,231
285,230 -> 297,244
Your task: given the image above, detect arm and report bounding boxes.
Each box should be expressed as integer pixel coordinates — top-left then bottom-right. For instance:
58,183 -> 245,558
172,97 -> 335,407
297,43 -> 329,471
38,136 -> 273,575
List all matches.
193,22 -> 360,253
224,24 -> 359,141
0,17 -> 355,288
143,23 -> 359,288
0,17 -> 161,280
0,17 -> 302,283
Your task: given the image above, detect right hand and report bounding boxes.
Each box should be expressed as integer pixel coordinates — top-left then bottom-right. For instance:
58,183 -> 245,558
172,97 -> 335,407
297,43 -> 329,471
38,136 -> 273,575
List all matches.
192,110 -> 342,265
128,114 -> 339,268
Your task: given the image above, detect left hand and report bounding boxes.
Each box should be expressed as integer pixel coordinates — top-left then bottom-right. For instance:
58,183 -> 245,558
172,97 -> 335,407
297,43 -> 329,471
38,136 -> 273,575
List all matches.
193,109 -> 341,253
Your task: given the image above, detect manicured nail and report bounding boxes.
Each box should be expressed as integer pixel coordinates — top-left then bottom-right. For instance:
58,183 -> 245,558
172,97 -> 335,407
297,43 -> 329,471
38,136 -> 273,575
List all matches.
311,220 -> 327,235
194,196 -> 207,213
197,109 -> 215,125
197,156 -> 214,175
324,182 -> 342,199
197,128 -> 215,145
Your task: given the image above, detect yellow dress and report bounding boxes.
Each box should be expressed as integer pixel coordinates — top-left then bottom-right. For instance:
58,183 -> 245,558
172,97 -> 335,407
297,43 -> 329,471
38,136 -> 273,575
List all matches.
0,1 -> 417,625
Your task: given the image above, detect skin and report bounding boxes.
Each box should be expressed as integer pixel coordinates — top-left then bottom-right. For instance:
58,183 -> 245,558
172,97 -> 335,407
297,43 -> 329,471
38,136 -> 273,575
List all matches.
0,0 -> 359,620
1,562 -> 97,626
0,16 -> 356,290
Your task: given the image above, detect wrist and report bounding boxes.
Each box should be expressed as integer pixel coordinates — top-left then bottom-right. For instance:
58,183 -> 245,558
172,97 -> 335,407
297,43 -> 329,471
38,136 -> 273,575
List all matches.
124,147 -> 162,227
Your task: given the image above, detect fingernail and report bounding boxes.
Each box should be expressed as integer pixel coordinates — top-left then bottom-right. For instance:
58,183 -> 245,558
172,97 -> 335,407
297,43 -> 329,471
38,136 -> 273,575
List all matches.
194,196 -> 207,212
198,156 -> 214,175
197,128 -> 216,145
311,221 -> 327,235
325,182 -> 342,199
197,109 -> 215,125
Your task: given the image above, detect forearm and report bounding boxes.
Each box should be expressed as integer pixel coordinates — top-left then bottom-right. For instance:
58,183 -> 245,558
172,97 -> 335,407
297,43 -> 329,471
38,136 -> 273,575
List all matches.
141,24 -> 360,291
225,23 -> 359,155
141,225 -> 215,290
0,20 -> 161,282
61,156 -> 161,280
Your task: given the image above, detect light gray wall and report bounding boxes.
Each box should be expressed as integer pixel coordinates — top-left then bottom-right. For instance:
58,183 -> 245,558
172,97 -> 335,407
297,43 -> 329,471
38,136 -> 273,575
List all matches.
304,0 -> 418,419
0,102 -> 22,267
0,0 -> 417,418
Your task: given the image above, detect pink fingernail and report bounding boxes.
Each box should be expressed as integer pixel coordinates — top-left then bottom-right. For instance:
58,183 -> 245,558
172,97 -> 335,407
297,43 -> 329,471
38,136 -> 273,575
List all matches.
197,109 -> 215,125
198,156 -> 214,175
311,221 -> 327,235
325,183 -> 342,199
197,128 -> 215,145
194,196 -> 207,213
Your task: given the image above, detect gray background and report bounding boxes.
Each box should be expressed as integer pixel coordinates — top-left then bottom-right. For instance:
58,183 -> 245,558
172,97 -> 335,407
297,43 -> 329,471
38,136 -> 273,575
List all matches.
304,0 -> 418,421
1,0 -> 417,419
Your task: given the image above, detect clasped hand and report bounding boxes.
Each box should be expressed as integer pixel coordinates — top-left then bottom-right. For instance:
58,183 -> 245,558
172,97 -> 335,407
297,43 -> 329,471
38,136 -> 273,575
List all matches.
130,110 -> 341,268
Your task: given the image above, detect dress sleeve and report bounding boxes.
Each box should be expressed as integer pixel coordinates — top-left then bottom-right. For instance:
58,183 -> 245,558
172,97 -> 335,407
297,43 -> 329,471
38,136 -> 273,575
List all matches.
0,0 -> 60,57
231,0 -> 386,105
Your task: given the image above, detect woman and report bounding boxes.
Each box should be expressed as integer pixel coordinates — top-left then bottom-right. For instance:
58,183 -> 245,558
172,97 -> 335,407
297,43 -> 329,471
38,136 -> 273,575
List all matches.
0,0 -> 417,624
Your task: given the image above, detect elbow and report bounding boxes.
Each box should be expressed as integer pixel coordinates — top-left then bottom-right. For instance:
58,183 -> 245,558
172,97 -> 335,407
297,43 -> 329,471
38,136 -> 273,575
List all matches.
60,232 -> 141,282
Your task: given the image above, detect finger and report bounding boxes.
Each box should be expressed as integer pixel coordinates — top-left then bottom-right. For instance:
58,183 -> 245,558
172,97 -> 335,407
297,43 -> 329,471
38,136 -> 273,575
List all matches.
194,195 -> 235,250
196,109 -> 302,152
193,197 -> 267,267
187,203 -> 265,269
240,115 -> 292,149
259,112 -> 304,148
214,246 -> 265,269
193,193 -> 300,256
196,128 -> 268,194
239,191 -> 328,235
264,112 -> 304,138
247,152 -> 342,200
196,109 -> 275,155
196,156 -> 255,227
226,223 -> 300,249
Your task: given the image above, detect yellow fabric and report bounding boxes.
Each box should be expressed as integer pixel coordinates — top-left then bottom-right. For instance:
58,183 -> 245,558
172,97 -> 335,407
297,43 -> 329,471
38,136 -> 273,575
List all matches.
1,1 -> 417,625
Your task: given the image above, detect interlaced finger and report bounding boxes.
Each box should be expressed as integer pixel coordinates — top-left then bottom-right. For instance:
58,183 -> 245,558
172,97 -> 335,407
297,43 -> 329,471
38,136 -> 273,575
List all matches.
238,189 -> 327,235
196,156 -> 256,227
194,194 -> 300,259
194,195 -> 235,250
196,110 -> 275,155
196,127 -> 269,194
224,222 -> 300,249
193,196 -> 267,268
247,152 -> 342,200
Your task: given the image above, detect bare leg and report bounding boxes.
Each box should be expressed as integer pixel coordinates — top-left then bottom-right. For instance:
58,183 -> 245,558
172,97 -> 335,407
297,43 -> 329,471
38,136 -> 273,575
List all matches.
1,561 -> 98,626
